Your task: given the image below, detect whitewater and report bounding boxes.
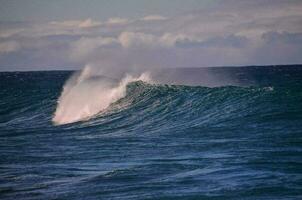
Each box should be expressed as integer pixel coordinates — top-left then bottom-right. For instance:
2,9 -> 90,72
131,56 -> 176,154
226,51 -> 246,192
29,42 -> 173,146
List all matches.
53,66 -> 152,125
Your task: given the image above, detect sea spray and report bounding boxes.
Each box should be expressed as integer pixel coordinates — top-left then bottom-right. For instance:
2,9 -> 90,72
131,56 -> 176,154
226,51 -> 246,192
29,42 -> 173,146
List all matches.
52,66 -> 151,125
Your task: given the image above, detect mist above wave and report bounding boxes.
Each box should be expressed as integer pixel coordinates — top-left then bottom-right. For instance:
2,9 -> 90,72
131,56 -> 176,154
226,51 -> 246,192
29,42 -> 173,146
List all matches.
52,66 -> 151,125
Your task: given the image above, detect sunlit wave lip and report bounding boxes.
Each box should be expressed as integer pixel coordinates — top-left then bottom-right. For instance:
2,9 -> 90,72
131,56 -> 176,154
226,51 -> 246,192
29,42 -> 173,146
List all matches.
52,66 -> 152,125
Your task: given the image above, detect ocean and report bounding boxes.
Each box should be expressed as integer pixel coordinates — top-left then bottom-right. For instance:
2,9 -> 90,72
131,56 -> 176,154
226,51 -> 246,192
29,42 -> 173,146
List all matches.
0,65 -> 302,199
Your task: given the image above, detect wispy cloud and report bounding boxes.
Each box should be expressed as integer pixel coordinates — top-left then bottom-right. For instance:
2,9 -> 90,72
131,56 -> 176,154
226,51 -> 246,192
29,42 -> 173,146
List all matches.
106,17 -> 129,25
141,15 -> 167,21
0,40 -> 21,53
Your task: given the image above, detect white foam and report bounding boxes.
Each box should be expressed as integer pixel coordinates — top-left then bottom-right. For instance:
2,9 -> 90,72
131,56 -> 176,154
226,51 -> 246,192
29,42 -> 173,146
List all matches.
52,66 -> 151,125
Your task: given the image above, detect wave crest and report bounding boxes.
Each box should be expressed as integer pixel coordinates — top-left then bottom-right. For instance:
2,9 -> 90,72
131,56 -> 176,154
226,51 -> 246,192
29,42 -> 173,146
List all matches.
52,66 -> 151,125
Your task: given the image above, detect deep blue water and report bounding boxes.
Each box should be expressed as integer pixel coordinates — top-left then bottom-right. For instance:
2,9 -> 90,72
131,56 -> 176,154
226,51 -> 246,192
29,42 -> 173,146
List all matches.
0,66 -> 302,199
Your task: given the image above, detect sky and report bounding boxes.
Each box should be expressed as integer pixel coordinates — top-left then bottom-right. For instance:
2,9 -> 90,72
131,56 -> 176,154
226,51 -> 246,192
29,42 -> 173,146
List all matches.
0,0 -> 302,71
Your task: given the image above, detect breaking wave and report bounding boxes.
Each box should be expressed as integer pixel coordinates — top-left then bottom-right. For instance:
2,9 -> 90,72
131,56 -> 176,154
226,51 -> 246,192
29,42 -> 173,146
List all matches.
52,66 -> 151,125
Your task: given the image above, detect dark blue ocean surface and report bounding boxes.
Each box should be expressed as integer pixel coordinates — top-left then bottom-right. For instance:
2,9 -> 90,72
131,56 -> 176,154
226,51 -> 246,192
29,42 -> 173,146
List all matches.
0,66 -> 302,199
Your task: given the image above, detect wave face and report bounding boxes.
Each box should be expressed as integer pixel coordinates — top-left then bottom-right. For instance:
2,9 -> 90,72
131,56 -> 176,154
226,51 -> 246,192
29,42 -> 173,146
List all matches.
1,66 -> 302,200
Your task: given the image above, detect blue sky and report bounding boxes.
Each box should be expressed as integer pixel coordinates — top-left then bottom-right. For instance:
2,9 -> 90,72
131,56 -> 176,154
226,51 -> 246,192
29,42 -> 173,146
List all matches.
0,0 -> 302,71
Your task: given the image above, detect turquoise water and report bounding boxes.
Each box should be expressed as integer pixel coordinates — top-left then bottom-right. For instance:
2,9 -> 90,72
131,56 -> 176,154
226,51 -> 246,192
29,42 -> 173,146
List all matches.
0,66 -> 302,199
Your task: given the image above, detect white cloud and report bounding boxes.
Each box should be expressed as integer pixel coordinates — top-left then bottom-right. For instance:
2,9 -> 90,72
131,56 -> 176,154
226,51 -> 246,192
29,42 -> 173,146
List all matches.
79,19 -> 102,28
50,18 -> 102,29
70,36 -> 119,60
118,32 -> 157,48
118,32 -> 187,48
1,0 -> 302,70
0,41 -> 21,53
106,17 -> 129,25
0,28 -> 24,38
141,15 -> 167,21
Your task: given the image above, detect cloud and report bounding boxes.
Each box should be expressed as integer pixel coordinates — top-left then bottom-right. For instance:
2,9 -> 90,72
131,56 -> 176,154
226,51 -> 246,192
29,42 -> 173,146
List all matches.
141,15 -> 167,21
0,28 -> 24,39
78,19 -> 102,28
106,17 -> 129,25
118,32 -> 160,48
50,18 -> 102,28
1,1 -> 302,71
262,31 -> 302,45
70,36 -> 119,60
0,41 -> 21,53
118,32 -> 188,48
251,31 -> 302,64
176,35 -> 249,48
